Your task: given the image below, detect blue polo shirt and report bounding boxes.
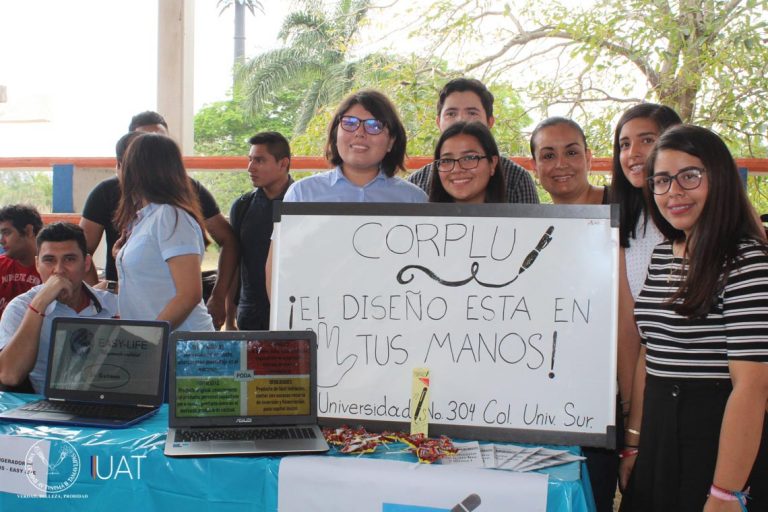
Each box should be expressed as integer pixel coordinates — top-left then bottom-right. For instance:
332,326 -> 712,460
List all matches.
116,203 -> 214,332
284,167 -> 427,203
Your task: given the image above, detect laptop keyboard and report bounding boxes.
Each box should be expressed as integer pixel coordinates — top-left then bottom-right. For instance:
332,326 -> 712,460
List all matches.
175,427 -> 317,442
23,401 -> 143,420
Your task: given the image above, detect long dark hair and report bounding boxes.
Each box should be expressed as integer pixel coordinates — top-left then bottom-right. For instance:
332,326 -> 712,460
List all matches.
114,133 -> 209,245
429,121 -> 505,203
325,90 -> 407,177
610,104 -> 682,247
645,125 -> 765,317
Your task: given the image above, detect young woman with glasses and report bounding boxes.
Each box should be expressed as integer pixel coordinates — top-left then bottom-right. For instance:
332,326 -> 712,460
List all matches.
428,121 -> 505,203
266,90 -> 426,299
619,125 -> 768,511
281,89 -> 426,203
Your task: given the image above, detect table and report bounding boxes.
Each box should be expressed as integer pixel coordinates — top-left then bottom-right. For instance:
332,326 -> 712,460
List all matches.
0,393 -> 596,511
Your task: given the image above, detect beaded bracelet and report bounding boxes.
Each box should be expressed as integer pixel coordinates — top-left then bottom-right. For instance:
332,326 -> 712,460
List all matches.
709,484 -> 749,512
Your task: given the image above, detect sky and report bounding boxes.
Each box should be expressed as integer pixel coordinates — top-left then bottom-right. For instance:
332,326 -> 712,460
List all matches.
0,0 -> 291,157
0,0 -> 608,158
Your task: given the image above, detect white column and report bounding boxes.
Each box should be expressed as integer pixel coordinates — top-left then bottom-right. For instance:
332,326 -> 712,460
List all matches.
157,0 -> 195,154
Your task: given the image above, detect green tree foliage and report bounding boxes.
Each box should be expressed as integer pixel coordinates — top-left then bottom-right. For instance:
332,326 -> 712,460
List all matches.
412,0 -> 768,209
193,84 -> 307,211
194,85 -> 304,156
290,55 -> 531,161
0,172 -> 52,212
236,0 -> 372,134
416,0 -> 768,157
216,0 -> 263,16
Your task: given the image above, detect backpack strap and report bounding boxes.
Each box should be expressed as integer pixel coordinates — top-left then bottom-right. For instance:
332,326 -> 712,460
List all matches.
231,190 -> 257,234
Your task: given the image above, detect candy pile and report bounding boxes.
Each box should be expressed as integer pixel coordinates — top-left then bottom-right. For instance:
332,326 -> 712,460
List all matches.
323,426 -> 458,463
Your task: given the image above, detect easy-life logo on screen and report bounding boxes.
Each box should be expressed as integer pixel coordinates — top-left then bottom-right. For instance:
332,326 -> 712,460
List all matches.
25,440 -> 81,493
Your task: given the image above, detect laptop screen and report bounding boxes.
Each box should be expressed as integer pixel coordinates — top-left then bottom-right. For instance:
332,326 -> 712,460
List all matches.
169,331 -> 317,426
47,318 -> 168,399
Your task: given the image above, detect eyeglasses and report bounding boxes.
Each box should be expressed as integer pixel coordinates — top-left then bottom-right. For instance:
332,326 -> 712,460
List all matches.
647,167 -> 706,195
436,155 -> 490,173
339,116 -> 385,135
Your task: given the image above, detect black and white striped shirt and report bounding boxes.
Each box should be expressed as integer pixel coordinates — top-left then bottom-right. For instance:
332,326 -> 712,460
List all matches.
635,239 -> 768,379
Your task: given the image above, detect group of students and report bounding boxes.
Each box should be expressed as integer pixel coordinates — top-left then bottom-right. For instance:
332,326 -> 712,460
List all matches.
277,82 -> 768,511
0,76 -> 765,511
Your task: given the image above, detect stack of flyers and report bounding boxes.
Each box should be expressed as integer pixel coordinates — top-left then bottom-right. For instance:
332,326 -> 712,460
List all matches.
440,442 -> 585,472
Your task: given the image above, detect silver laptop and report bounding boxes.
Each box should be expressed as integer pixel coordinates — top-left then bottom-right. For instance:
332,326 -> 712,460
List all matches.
0,317 -> 169,428
164,330 -> 329,457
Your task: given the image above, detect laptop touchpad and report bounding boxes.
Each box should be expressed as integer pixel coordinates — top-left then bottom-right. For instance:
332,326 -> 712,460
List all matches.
210,441 -> 254,451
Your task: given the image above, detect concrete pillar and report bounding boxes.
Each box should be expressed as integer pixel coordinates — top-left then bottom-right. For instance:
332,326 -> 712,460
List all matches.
157,0 -> 195,154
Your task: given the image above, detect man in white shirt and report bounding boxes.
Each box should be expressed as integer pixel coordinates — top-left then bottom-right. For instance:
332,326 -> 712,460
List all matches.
0,223 -> 117,393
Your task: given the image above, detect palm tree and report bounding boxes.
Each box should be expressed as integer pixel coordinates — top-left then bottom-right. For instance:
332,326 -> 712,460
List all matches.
216,0 -> 264,65
236,0 -> 371,134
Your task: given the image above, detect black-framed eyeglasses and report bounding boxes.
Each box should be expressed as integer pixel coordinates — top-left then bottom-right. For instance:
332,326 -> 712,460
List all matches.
436,155 -> 490,173
647,167 -> 706,195
339,115 -> 385,135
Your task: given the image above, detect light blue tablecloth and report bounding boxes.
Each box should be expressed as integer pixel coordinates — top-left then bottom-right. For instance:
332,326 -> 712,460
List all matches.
0,392 -> 595,511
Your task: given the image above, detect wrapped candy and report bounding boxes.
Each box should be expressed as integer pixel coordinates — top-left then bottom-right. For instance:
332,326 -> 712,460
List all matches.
322,426 -> 458,462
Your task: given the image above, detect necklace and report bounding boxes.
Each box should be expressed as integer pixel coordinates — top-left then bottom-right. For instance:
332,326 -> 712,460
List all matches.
667,240 -> 687,284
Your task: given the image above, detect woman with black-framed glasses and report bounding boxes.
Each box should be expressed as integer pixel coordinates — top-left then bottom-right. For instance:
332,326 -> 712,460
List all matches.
619,125 -> 768,511
265,91 -> 427,301
428,121 -> 505,203
281,90 -> 426,204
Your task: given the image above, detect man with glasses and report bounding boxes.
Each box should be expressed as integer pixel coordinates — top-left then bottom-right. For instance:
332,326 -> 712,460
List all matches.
408,78 -> 539,204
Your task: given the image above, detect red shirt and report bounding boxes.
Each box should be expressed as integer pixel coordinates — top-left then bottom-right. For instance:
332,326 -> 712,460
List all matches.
0,255 -> 41,317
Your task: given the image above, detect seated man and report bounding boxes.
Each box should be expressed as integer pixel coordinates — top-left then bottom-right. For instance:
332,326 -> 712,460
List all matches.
0,204 -> 43,317
0,223 -> 117,393
529,116 -> 607,205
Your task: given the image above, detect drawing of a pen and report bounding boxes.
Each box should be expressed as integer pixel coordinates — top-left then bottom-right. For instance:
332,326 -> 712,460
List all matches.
413,386 -> 428,419
519,226 -> 554,274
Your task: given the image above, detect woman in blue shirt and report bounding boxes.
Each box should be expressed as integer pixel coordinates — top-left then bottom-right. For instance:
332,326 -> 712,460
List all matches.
113,134 -> 214,331
283,89 -> 426,203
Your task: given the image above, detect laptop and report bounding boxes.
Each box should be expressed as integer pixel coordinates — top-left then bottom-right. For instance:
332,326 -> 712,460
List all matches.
164,330 -> 329,457
0,317 -> 169,428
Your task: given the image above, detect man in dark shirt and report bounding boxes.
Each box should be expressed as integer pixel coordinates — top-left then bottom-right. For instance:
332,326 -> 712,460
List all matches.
79,112 -> 238,329
227,132 -> 293,330
408,78 -> 539,204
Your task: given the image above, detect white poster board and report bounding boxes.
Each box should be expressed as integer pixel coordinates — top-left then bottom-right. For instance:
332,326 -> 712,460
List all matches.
278,456 -> 549,512
271,203 -> 618,447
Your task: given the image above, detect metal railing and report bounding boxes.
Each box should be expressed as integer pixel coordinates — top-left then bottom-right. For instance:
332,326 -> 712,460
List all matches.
3,155 -> 768,173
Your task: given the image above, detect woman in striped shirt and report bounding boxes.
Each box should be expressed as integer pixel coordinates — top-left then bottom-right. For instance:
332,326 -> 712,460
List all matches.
619,125 -> 768,511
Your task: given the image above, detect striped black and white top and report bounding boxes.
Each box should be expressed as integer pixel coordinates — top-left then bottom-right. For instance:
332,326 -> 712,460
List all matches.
635,239 -> 768,379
